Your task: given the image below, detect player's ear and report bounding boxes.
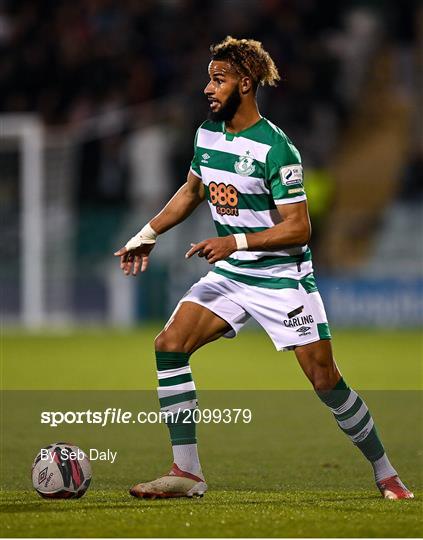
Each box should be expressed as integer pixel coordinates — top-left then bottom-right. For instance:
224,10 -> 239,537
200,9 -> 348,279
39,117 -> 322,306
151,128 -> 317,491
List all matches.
240,76 -> 252,94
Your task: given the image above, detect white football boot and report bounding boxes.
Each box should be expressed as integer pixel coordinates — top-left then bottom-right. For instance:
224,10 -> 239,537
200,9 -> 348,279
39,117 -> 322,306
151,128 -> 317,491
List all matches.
129,463 -> 207,499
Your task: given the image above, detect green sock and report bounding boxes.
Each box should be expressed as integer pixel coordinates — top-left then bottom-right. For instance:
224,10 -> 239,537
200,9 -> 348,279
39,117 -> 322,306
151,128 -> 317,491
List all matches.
317,377 -> 385,462
156,351 -> 197,445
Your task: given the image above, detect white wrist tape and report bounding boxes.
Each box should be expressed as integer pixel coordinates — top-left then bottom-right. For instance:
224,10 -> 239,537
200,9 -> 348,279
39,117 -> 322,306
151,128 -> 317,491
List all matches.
125,223 -> 158,251
233,233 -> 248,251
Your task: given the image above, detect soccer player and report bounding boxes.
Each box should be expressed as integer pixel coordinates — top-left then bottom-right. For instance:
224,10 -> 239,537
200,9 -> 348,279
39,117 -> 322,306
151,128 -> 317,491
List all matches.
114,37 -> 413,500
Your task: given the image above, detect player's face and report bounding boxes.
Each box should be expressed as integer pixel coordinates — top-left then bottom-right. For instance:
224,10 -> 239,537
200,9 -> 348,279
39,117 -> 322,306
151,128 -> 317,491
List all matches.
204,60 -> 241,122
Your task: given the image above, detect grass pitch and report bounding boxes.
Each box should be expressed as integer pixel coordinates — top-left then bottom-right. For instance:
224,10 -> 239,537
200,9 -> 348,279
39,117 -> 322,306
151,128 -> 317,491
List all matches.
3,326 -> 422,390
1,327 -> 422,537
2,490 -> 422,538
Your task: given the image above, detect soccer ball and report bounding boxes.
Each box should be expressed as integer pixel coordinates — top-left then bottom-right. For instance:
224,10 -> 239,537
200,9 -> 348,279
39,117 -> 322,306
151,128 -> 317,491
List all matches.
32,443 -> 92,499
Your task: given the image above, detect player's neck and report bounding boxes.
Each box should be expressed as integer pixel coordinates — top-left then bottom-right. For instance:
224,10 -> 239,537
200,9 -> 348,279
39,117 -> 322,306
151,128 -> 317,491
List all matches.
224,102 -> 261,134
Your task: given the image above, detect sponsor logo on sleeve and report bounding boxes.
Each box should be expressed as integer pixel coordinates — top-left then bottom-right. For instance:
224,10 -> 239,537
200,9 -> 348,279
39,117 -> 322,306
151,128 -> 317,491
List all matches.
280,164 -> 303,186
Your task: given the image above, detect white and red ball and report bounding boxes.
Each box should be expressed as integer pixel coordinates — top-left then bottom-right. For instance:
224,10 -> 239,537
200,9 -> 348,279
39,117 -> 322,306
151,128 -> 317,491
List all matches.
32,443 -> 92,499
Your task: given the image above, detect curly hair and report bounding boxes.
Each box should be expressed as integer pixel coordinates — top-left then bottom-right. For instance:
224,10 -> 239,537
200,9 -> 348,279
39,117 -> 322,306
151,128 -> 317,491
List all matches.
210,36 -> 280,89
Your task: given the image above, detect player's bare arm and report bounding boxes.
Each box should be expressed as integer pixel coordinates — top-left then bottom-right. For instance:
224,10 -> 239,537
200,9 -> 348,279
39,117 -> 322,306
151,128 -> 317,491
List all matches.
150,171 -> 206,235
114,171 -> 205,276
186,201 -> 310,264
247,201 -> 311,250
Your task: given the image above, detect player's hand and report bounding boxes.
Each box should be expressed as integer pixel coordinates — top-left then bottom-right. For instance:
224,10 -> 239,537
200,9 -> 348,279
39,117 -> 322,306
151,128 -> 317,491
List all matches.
185,236 -> 236,264
114,244 -> 155,276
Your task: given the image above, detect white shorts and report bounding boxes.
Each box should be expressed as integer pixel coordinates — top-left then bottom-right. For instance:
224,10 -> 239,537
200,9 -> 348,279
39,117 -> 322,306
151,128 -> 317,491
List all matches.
178,271 -> 331,352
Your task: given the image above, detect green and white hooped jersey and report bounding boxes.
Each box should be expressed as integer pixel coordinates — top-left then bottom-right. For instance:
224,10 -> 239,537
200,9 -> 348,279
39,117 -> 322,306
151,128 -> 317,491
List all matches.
190,117 -> 314,289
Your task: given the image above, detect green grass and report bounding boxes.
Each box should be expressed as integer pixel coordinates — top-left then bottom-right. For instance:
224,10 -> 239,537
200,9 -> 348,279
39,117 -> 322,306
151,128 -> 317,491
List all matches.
2,327 -> 422,390
1,490 -> 422,538
1,328 -> 422,537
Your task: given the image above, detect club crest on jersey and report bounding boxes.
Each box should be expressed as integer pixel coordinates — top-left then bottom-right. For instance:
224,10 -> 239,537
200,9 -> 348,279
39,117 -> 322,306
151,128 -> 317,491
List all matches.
234,151 -> 255,176
280,164 -> 303,186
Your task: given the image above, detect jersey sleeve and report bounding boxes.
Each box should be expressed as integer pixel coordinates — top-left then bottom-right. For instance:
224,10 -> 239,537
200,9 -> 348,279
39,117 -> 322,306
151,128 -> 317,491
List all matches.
189,128 -> 202,179
266,139 -> 307,205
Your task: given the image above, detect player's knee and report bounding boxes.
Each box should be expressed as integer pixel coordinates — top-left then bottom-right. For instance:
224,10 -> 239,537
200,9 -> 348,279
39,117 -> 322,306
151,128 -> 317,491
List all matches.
296,343 -> 339,392
154,329 -> 191,354
313,375 -> 335,393
311,365 -> 339,392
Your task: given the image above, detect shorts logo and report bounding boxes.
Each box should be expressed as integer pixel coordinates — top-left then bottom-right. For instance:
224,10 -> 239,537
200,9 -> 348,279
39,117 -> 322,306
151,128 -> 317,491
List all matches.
280,164 -> 303,186
296,326 -> 311,336
209,182 -> 239,216
283,314 -> 314,328
234,151 -> 256,176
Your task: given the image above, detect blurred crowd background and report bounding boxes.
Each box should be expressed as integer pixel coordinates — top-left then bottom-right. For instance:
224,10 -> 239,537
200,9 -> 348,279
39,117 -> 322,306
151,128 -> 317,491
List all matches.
1,0 -> 421,328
